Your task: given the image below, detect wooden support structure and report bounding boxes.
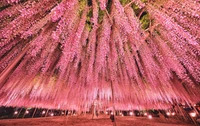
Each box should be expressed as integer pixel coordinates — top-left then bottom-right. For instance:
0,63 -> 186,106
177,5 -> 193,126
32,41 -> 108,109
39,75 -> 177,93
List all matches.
45,109 -> 49,117
64,110 -> 67,116
22,108 -> 28,118
32,108 -> 37,118
16,108 -> 23,119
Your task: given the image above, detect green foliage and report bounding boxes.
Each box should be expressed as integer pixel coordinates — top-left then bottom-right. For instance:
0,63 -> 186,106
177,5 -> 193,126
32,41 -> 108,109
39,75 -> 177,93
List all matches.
120,0 -> 132,6
141,0 -> 148,3
78,0 -> 92,31
131,4 -> 141,16
86,8 -> 93,31
140,12 -> 150,30
98,9 -> 105,24
78,0 -> 87,16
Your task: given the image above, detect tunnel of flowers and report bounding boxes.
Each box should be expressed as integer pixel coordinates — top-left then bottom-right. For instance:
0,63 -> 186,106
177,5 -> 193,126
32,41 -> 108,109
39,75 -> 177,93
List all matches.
0,0 -> 200,112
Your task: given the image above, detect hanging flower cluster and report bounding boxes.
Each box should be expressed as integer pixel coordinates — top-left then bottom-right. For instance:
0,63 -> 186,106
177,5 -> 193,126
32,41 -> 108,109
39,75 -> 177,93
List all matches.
0,0 -> 199,111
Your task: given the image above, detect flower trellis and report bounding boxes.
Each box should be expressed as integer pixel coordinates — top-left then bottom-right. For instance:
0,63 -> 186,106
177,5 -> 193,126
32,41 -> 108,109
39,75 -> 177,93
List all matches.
0,0 -> 199,111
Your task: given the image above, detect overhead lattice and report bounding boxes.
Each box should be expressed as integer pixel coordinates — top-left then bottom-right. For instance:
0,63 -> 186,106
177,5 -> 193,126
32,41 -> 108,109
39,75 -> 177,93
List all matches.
0,0 -> 200,110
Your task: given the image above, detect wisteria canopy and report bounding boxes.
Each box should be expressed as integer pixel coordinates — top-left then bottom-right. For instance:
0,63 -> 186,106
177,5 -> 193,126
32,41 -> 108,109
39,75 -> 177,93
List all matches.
0,0 -> 200,111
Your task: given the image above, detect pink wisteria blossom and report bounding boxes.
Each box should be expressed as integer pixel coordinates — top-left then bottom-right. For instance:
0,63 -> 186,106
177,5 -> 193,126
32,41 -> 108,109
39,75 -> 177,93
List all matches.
0,0 -> 199,110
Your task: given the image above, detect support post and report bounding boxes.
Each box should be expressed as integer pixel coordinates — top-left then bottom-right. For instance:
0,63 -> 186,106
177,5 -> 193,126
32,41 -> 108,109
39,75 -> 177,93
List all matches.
45,109 -> 49,117
64,110 -> 66,116
16,108 -> 23,119
22,108 -> 28,118
32,108 -> 37,118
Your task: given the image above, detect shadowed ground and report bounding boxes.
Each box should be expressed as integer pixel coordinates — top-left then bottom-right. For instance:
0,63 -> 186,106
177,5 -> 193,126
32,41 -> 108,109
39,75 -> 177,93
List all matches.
0,115 -> 194,126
